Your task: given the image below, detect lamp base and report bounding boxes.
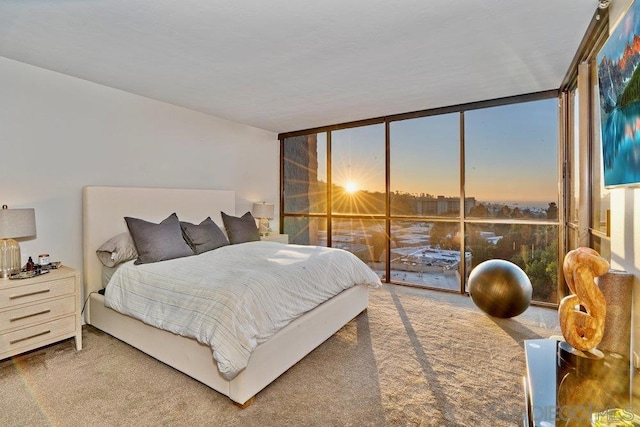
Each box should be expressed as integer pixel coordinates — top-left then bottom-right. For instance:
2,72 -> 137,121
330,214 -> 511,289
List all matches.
0,238 -> 22,278
258,218 -> 270,237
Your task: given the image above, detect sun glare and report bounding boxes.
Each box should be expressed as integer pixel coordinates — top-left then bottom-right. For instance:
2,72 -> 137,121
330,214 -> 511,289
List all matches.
345,181 -> 359,194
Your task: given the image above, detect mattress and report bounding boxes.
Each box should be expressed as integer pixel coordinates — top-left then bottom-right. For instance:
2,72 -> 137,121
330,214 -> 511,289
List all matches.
104,241 -> 381,379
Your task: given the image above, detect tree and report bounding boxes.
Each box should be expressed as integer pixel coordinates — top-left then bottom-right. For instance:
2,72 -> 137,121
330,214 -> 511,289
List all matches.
430,222 -> 457,250
521,240 -> 558,303
468,203 -> 489,217
496,205 -> 512,218
546,202 -> 558,220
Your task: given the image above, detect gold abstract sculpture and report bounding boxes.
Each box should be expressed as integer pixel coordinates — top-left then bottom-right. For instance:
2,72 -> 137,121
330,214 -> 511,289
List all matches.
559,247 -> 610,351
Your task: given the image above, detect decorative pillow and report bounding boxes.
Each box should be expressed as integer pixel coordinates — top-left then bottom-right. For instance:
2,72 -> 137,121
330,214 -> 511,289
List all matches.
221,211 -> 260,244
180,217 -> 229,254
96,232 -> 138,267
125,213 -> 194,264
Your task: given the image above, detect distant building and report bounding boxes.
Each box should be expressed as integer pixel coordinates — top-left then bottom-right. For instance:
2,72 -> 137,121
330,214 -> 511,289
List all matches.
415,195 -> 476,215
479,231 -> 503,245
390,245 -> 472,273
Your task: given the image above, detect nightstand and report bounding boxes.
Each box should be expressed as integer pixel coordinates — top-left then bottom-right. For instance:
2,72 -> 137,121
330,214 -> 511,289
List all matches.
0,266 -> 82,360
523,338 -> 635,426
260,234 -> 289,244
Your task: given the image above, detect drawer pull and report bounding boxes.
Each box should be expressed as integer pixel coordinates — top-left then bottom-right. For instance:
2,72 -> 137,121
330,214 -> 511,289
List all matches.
9,289 -> 51,300
10,309 -> 51,322
9,330 -> 51,345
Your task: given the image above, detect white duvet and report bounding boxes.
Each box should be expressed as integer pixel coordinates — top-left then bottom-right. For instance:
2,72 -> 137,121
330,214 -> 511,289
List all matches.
105,241 -> 381,380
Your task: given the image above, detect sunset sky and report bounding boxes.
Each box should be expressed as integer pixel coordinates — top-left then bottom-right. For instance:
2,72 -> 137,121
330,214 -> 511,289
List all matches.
318,98 -> 559,207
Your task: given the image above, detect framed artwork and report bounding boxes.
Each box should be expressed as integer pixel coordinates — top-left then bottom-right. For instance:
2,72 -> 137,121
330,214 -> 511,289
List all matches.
597,0 -> 640,188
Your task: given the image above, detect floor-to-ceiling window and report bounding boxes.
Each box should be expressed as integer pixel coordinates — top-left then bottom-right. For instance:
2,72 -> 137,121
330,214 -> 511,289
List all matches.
330,125 -> 386,272
281,93 -> 560,305
464,100 -> 559,303
389,114 -> 461,290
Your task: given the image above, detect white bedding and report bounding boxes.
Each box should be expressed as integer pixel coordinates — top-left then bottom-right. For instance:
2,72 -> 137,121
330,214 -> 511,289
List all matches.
104,241 -> 381,380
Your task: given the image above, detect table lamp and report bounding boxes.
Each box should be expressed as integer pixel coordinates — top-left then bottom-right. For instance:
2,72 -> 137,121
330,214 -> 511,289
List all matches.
0,205 -> 36,278
252,202 -> 274,237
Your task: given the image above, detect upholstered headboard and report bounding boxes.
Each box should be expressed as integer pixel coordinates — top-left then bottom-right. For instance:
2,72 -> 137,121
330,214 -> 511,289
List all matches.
82,186 -> 235,296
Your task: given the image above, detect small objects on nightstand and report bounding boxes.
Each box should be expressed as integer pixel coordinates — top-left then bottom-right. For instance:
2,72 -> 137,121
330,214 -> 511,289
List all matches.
9,271 -> 36,279
8,258 -> 60,279
38,253 -> 50,266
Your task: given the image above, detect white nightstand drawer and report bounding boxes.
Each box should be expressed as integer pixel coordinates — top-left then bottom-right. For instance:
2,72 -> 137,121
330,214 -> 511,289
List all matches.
0,315 -> 76,357
0,295 -> 76,333
0,266 -> 81,358
0,276 -> 75,308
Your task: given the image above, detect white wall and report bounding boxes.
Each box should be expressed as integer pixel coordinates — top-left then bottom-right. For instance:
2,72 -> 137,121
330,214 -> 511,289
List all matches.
605,0 -> 640,364
611,190 -> 640,362
0,57 -> 279,282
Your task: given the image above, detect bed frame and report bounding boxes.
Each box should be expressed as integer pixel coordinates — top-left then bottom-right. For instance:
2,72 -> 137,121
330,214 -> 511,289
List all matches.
82,186 -> 368,407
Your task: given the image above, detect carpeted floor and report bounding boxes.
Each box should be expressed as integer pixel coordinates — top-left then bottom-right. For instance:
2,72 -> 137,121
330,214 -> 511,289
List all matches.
1,285 -> 559,426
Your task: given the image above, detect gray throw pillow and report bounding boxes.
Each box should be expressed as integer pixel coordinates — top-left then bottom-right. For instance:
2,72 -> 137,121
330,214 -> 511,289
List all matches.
125,213 -> 194,264
221,211 -> 260,244
96,231 -> 138,267
180,217 -> 229,254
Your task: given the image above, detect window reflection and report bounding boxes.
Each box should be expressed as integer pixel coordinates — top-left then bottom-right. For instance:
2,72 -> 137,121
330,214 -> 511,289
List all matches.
331,219 -> 385,278
283,133 -> 327,214
283,217 -> 326,247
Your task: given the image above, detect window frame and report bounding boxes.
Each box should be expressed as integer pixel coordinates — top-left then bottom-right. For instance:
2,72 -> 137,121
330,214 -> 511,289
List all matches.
280,91 -> 561,306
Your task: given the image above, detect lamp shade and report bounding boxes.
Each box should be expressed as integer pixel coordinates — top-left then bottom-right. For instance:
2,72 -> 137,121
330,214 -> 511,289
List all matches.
0,207 -> 36,239
252,202 -> 274,219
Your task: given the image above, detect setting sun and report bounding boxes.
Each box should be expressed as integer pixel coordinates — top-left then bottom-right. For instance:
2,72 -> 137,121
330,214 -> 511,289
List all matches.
345,181 -> 359,194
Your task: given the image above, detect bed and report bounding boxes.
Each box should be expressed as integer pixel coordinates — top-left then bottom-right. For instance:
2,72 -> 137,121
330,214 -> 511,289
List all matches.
82,185 -> 377,407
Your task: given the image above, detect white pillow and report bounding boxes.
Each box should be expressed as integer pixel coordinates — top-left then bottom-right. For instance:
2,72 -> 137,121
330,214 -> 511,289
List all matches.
96,232 -> 138,267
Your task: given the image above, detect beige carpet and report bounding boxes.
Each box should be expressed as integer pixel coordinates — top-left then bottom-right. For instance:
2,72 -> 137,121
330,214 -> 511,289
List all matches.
1,285 -> 559,427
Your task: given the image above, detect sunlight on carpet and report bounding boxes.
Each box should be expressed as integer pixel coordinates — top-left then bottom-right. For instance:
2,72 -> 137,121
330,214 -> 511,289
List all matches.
0,285 -> 559,426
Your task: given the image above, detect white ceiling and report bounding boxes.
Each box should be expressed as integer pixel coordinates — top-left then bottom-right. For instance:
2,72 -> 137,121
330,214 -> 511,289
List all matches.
0,0 -> 599,134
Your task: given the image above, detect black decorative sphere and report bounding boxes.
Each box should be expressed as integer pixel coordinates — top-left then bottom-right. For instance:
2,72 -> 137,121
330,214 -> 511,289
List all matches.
468,259 -> 533,318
